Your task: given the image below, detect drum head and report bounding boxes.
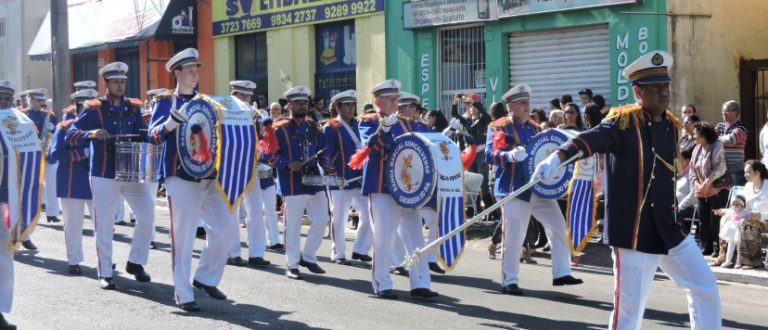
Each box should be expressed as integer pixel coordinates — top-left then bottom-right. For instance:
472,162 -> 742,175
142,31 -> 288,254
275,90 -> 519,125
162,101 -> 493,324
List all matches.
385,133 -> 437,209
176,98 -> 219,179
525,129 -> 577,199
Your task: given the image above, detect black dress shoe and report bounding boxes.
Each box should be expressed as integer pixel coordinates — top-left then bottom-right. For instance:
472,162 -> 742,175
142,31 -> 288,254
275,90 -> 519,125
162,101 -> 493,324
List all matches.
501,284 -> 523,295
0,313 -> 17,330
177,301 -> 201,312
115,220 -> 129,226
410,288 -> 439,299
247,257 -> 271,267
130,217 -> 136,224
150,241 -> 158,249
390,267 -> 409,277
126,262 -> 151,282
192,279 -> 227,300
268,243 -> 284,251
552,275 -> 584,286
286,268 -> 303,280
429,262 -> 446,274
227,256 -> 247,267
376,289 -> 398,300
299,258 -> 326,274
47,215 -> 61,223
98,277 -> 116,290
334,258 -> 352,265
68,265 -> 82,275
196,227 -> 207,239
21,240 -> 37,251
351,252 -> 372,262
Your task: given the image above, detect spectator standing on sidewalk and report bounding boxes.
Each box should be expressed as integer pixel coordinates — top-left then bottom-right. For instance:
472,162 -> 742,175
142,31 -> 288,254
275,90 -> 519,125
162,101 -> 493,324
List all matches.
716,100 -> 748,185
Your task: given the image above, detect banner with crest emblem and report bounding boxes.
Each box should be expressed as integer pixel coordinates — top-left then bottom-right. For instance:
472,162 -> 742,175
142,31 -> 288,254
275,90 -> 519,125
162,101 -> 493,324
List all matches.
565,154 -> 600,255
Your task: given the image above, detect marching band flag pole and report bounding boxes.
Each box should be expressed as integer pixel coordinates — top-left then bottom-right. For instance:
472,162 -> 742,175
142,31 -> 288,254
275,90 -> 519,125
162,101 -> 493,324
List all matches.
404,151 -> 584,269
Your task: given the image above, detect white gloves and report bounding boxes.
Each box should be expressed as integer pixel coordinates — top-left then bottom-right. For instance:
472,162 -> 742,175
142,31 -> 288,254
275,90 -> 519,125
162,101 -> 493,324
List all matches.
532,152 -> 561,181
381,114 -> 398,133
505,146 -> 528,162
163,108 -> 188,132
449,118 -> 462,130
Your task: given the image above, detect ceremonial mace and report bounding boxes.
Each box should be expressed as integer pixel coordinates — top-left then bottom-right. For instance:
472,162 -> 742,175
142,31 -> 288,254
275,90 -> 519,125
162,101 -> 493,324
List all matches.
403,151 -> 584,268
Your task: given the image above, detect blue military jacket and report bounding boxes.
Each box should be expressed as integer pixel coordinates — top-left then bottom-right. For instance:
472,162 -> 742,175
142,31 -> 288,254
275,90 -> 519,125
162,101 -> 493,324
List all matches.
358,114 -> 429,195
65,96 -> 147,179
485,116 -> 540,202
272,117 -> 324,196
322,117 -> 363,191
558,105 -> 685,254
51,109 -> 91,199
24,107 -> 58,164
147,91 -> 199,182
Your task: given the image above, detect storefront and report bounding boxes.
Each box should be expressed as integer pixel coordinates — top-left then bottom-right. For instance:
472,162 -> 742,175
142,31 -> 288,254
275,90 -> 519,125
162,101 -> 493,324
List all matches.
388,0 -> 667,113
211,0 -> 385,107
27,0 -> 205,98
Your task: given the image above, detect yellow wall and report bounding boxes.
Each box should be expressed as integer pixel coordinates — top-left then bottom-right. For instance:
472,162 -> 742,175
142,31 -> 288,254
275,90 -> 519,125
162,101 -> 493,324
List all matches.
213,37 -> 235,95
355,14 -> 387,106
668,0 -> 768,122
266,26 -> 316,102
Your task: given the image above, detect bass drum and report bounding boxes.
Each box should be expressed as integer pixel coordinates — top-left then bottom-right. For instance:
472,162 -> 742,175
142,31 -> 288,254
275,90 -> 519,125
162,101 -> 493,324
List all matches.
176,98 -> 219,179
384,133 -> 438,209
524,129 -> 578,199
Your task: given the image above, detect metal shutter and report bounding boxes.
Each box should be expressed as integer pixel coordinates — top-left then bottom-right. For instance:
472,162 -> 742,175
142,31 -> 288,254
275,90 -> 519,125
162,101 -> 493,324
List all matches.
508,25 -> 610,109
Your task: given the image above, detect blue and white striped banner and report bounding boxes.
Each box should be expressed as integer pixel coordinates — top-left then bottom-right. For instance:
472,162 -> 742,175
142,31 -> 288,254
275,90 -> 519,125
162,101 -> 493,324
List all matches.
565,155 -> 599,254
438,195 -> 465,269
212,96 -> 258,213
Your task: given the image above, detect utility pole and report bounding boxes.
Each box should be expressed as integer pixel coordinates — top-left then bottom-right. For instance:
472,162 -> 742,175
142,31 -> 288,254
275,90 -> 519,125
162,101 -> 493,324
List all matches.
50,0 -> 70,118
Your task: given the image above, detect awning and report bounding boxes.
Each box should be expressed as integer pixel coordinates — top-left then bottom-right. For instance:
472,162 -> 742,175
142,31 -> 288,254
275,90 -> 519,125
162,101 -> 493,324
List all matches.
27,0 -> 171,61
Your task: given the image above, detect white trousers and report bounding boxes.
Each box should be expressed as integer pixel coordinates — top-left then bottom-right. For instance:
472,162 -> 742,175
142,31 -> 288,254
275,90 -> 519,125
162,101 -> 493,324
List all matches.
282,192 -> 329,268
61,198 -> 93,265
43,162 -> 59,217
90,176 -> 155,278
261,185 -> 281,246
165,177 -> 234,304
609,235 -> 722,330
0,204 -> 12,313
500,195 -> 572,286
227,181 -> 266,259
369,193 -> 430,292
329,189 -> 373,260
421,208 -> 438,263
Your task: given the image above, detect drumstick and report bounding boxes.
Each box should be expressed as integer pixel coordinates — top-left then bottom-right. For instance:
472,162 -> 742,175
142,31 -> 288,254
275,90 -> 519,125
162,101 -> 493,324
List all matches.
109,134 -> 141,139
403,151 -> 584,269
300,148 -> 326,166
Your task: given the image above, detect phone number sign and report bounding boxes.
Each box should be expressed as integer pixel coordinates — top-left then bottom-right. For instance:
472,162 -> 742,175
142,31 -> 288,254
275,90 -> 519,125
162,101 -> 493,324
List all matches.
213,0 -> 383,36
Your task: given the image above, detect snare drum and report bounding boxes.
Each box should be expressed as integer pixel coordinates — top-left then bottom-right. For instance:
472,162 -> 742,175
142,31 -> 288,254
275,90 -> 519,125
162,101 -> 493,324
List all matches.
114,142 -> 161,183
256,163 -> 273,179
325,176 -> 345,187
301,175 -> 325,186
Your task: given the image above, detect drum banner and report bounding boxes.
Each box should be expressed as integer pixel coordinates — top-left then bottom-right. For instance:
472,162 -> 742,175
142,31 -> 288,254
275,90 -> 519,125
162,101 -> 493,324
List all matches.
210,96 -> 259,213
565,154 -> 599,255
0,108 -> 43,250
429,134 -> 466,271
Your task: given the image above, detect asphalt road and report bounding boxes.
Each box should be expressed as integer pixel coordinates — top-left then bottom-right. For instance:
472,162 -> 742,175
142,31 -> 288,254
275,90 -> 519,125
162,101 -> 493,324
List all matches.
6,205 -> 768,329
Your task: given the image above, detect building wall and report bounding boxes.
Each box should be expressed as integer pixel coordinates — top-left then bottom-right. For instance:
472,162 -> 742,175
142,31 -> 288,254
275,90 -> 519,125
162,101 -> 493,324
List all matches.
668,0 -> 768,123
213,36 -> 234,96
0,0 -> 23,88
21,0 -> 50,92
266,25 -> 316,103
197,0 -> 216,94
354,14 -> 386,106
0,0 -> 50,92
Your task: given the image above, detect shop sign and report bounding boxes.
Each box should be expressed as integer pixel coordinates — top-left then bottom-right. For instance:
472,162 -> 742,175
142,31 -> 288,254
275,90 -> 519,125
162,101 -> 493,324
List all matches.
315,22 -> 356,74
403,0 -> 498,29
499,0 -> 639,18
213,0 -> 383,36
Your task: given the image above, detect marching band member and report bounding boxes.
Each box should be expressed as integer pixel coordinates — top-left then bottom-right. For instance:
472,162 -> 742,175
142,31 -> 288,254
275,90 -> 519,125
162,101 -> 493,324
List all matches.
322,90 -> 373,265
271,86 -> 329,279
225,80 -> 271,268
356,80 -> 438,300
148,48 -> 232,312
534,51 -> 721,330
485,83 -> 582,296
22,88 -> 60,227
259,103 -> 283,251
52,89 -> 98,275
0,79 -> 41,330
65,62 -> 156,290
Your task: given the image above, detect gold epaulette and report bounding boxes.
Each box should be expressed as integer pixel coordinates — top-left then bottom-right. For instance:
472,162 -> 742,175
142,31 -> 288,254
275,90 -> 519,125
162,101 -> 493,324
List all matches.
489,117 -> 511,129
84,99 -> 102,110
326,118 -> 341,128
666,110 -> 681,130
128,98 -> 144,108
359,113 -> 380,122
273,118 -> 290,128
605,104 -> 644,130
154,89 -> 174,100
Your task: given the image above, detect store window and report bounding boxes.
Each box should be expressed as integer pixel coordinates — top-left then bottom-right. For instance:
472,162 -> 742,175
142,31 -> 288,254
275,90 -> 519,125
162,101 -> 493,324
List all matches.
72,53 -> 98,86
314,20 -> 356,113
235,32 -> 268,105
439,25 -> 485,114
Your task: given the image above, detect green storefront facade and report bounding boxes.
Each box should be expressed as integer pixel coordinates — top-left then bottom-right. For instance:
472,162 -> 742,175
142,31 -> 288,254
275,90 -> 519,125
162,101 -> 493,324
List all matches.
385,1 -> 667,112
